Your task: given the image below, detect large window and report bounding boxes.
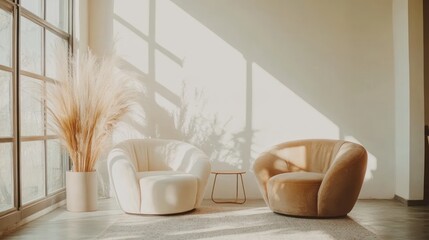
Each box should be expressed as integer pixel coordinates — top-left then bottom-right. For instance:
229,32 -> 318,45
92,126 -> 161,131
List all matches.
0,3 -> 14,214
0,0 -> 71,222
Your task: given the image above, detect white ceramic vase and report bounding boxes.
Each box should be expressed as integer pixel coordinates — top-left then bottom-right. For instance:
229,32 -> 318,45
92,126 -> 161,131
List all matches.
66,171 -> 98,212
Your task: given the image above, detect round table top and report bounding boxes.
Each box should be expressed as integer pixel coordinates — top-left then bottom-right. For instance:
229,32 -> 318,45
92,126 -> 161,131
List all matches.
211,170 -> 246,174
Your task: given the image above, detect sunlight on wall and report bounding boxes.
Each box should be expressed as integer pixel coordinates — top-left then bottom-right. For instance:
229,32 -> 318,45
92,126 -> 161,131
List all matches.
252,63 -> 340,159
156,0 -> 189,60
111,0 -> 152,145
112,102 -> 148,142
113,18 -> 149,73
113,0 -> 149,36
155,49 -> 184,98
113,20 -> 149,73
156,0 -> 247,168
105,0 -> 387,199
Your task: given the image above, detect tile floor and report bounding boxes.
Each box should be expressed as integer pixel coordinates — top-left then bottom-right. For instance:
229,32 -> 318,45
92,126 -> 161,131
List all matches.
2,198 -> 429,239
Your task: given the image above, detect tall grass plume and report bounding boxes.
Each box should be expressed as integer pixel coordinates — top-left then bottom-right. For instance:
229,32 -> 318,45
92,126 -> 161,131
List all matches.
46,47 -> 135,172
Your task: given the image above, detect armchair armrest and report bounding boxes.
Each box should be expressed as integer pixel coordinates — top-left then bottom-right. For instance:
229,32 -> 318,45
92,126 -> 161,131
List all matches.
176,146 -> 211,207
107,148 -> 141,214
253,151 -> 289,204
317,143 -> 367,217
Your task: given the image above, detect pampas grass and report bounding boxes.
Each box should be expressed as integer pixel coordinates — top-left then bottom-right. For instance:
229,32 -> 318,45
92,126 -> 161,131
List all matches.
46,47 -> 134,172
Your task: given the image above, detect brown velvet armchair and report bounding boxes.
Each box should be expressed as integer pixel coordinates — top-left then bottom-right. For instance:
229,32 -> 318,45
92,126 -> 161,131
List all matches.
253,139 -> 367,218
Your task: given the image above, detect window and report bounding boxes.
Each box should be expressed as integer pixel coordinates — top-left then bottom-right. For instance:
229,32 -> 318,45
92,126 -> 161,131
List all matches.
0,0 -> 71,224
0,143 -> 13,212
0,3 -> 14,214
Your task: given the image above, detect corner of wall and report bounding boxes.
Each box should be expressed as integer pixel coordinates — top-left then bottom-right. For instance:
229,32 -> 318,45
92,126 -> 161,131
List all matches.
393,0 -> 425,201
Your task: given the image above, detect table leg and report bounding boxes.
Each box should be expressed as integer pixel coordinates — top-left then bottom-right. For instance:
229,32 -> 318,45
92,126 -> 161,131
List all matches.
211,173 -> 246,204
211,173 -> 218,203
235,174 -> 239,202
237,173 -> 246,204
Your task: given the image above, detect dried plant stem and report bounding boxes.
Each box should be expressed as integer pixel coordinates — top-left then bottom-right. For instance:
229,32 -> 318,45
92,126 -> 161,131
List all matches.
46,48 -> 134,172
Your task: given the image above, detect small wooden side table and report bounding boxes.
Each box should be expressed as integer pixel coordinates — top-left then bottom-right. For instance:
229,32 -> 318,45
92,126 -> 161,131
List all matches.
210,170 -> 246,204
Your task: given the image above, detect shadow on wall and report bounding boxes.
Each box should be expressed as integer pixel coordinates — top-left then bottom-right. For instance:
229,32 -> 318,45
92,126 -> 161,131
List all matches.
111,58 -> 256,198
118,64 -> 250,168
94,0 -> 395,199
167,0 -> 395,199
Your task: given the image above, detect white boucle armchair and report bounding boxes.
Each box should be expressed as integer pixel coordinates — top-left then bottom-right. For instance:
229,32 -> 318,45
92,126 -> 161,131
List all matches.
107,139 -> 211,215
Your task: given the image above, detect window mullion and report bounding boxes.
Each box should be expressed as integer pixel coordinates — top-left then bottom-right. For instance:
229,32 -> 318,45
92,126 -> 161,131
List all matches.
20,8 -> 69,40
42,0 -> 47,199
13,0 -> 21,211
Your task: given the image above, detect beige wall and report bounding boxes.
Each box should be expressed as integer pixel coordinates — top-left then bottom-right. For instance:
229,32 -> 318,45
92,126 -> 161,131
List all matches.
425,1 -> 429,126
393,0 -> 411,200
394,0 -> 425,200
87,0 -> 425,200
393,0 -> 425,201
407,0 -> 424,200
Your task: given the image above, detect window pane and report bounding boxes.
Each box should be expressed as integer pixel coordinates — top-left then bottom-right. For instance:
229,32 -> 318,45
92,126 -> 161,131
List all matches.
47,139 -> 65,193
45,82 -> 57,136
21,0 -> 43,18
46,0 -> 68,32
0,8 -> 12,67
20,76 -> 44,136
0,71 -> 12,137
0,143 -> 13,212
20,17 -> 42,74
21,141 -> 45,204
46,30 -> 68,79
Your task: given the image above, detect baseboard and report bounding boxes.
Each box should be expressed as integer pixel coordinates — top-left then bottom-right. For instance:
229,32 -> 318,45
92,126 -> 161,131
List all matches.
394,194 -> 428,206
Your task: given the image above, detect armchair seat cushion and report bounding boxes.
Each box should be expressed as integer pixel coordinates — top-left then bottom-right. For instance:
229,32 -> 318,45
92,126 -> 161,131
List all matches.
137,171 -> 197,214
268,172 -> 324,217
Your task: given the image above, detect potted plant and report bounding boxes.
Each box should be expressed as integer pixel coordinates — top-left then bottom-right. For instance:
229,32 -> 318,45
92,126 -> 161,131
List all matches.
46,48 -> 134,212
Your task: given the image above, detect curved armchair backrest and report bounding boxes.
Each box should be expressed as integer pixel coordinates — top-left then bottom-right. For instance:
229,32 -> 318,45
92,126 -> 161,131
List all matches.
112,139 -> 209,172
259,139 -> 345,173
111,140 -> 147,172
